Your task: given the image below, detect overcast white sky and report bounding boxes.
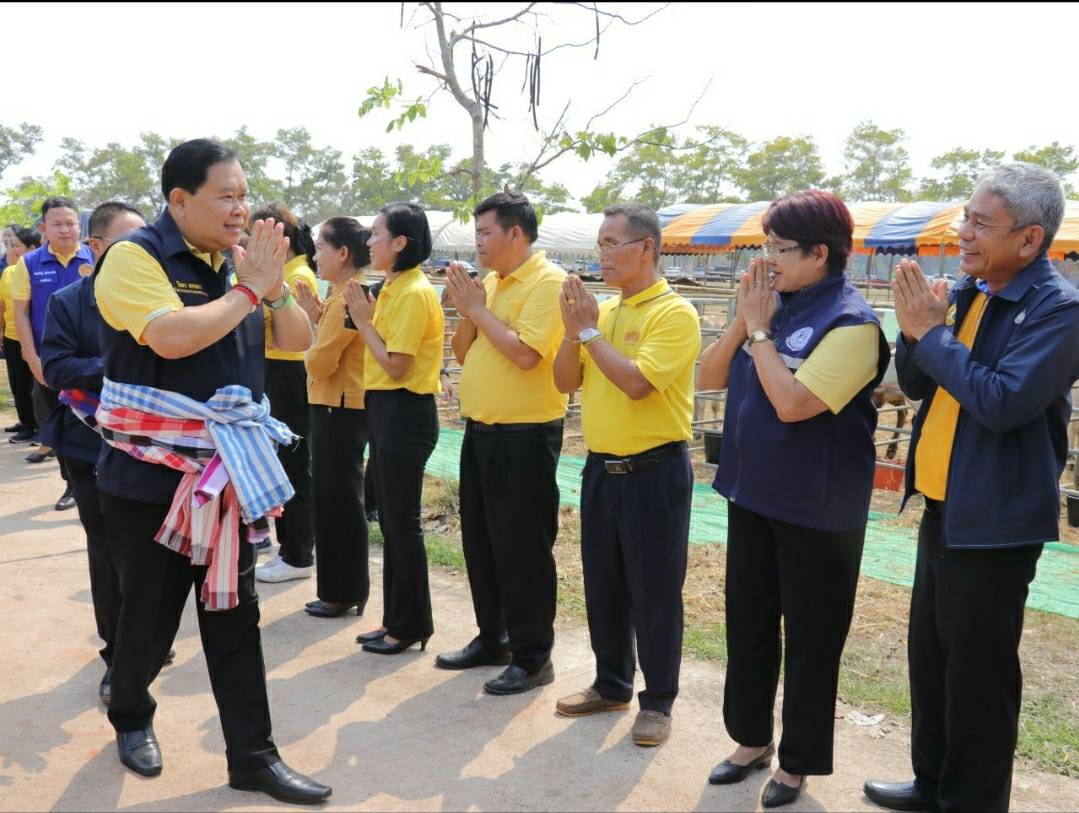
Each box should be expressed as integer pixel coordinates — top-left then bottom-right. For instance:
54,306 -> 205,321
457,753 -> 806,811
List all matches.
3,1 -> 1077,206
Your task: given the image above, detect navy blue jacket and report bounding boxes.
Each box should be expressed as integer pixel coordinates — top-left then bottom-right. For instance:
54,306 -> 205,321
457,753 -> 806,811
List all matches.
39,276 -> 103,465
898,254 -> 1079,548
715,272 -> 889,532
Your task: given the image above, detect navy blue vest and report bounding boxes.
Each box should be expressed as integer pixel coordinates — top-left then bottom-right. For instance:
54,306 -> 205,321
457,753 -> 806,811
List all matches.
24,243 -> 94,350
95,210 -> 265,504
714,273 -> 889,531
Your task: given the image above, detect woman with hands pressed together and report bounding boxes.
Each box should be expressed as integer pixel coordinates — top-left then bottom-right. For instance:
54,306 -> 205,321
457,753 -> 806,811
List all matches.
697,191 -> 889,808
341,203 -> 444,655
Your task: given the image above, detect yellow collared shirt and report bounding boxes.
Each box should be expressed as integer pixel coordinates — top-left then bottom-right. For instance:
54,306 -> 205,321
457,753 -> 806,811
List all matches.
0,266 -> 19,340
914,292 -> 989,500
8,256 -> 30,301
581,279 -> 701,456
363,266 -> 445,395
265,255 -> 319,362
459,251 -> 568,424
306,287 -> 366,408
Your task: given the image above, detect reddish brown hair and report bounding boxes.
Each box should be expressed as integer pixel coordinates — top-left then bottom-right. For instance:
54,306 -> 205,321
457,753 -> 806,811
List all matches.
762,190 -> 853,276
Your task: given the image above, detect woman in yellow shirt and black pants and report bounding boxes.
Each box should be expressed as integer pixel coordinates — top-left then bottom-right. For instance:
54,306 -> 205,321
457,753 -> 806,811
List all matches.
296,217 -> 374,618
343,203 -> 444,654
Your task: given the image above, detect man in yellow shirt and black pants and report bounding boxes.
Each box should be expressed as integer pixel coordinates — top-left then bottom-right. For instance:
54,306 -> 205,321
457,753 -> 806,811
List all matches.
438,192 -> 567,694
552,203 -> 701,747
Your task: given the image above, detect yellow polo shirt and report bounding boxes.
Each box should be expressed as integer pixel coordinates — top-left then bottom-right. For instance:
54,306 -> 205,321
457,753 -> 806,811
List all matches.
0,267 -> 18,340
580,279 -> 701,456
459,251 -> 568,424
794,324 -> 881,413
265,255 -> 319,362
306,288 -> 365,408
914,292 -> 989,500
363,266 -> 444,395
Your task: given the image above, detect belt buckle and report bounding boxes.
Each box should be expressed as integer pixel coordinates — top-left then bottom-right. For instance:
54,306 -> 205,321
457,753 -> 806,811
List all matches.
604,459 -> 630,475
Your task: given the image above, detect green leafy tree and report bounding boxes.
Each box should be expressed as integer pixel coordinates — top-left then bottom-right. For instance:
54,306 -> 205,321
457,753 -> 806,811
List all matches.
55,137 -> 162,214
223,126 -> 281,206
673,126 -> 748,203
0,122 -> 43,179
270,128 -> 348,222
580,180 -> 625,214
840,121 -> 914,201
582,128 -> 682,211
918,147 -> 1005,200
735,136 -> 826,200
0,171 -> 76,226
1012,141 -> 1079,195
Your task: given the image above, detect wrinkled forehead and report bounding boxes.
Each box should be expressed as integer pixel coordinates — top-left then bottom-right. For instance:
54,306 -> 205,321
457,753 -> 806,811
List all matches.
598,214 -> 632,242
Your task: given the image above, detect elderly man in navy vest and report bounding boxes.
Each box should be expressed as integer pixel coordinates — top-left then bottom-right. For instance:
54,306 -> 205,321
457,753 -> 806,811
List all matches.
94,139 -> 329,804
864,164 -> 1079,813
10,196 -> 94,507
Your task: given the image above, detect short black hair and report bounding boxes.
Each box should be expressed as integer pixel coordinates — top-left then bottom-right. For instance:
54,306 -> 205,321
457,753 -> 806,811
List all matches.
88,201 -> 145,239
161,138 -> 240,201
603,203 -> 662,263
41,196 -> 79,218
14,227 -> 41,250
473,191 -> 538,243
379,202 -> 432,272
319,217 -> 372,270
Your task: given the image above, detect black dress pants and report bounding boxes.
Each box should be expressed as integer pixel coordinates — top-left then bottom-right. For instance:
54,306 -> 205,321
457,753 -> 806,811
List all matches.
909,502 -> 1042,813
311,404 -> 369,604
32,381 -> 68,481
723,502 -> 865,776
459,420 -> 562,672
3,336 -> 36,430
67,458 -> 119,666
100,493 -> 279,772
365,389 -> 438,641
579,445 -> 691,714
265,359 -> 314,568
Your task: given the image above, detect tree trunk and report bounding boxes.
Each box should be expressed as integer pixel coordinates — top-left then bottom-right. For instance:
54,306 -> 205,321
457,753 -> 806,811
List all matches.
471,112 -> 484,203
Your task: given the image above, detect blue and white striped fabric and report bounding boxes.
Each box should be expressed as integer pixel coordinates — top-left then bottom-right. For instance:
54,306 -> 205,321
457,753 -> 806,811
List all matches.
99,378 -> 298,524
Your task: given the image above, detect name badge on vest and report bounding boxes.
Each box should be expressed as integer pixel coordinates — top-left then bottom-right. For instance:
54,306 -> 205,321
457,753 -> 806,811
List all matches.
786,327 -> 813,352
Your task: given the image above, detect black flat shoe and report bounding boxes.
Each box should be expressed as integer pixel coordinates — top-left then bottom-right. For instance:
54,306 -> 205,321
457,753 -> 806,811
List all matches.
8,429 -> 34,443
362,635 -> 428,654
55,487 -> 76,511
304,600 -> 362,618
25,449 -> 54,463
483,661 -> 555,695
709,742 -> 775,785
5,422 -> 23,432
356,628 -> 387,644
435,637 -> 511,670
99,667 -> 112,705
228,759 -> 332,805
162,649 -> 176,666
762,776 -> 805,809
117,726 -> 162,777
863,780 -> 930,811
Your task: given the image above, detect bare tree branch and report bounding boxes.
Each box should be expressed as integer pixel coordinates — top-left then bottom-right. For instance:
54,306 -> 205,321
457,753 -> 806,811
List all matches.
566,2 -> 671,25
449,2 -> 539,45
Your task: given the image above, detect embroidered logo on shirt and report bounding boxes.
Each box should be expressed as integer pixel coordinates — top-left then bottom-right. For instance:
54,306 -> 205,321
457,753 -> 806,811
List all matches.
78,263 -> 94,278
624,330 -> 641,344
174,280 -> 208,297
1014,309 -> 1026,325
946,304 -> 957,326
786,327 -> 814,352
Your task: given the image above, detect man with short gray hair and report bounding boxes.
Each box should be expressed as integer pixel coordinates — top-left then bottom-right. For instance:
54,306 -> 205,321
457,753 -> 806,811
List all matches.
864,163 -> 1079,812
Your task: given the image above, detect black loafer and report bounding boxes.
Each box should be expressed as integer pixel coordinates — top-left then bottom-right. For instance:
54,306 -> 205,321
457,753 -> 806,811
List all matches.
55,488 -> 76,511
8,429 -> 34,443
5,422 -> 22,433
483,660 -> 555,695
229,759 -> 332,805
26,449 -> 54,463
99,667 -> 112,705
162,649 -> 176,666
435,637 -> 511,670
762,776 -> 805,809
709,742 -> 775,784
304,600 -> 363,618
863,780 -> 930,811
117,727 -> 162,777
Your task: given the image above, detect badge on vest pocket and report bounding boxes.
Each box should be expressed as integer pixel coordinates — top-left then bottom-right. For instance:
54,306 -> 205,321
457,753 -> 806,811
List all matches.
786,327 -> 813,352
946,304 -> 957,327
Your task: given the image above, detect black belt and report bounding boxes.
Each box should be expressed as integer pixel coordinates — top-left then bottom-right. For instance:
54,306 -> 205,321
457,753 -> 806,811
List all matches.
591,441 -> 688,475
466,418 -> 564,433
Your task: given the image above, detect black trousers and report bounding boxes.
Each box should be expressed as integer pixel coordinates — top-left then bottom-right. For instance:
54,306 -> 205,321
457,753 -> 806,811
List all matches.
365,389 -> 438,641
3,336 -> 36,430
32,381 -> 68,482
910,503 -> 1042,813
100,494 -> 279,772
67,458 -> 120,667
459,420 -> 562,672
580,446 -> 691,714
723,502 -> 865,776
311,404 -> 369,604
265,359 -> 315,568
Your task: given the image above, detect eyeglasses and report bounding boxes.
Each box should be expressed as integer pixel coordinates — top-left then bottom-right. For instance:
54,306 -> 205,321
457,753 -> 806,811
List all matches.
595,237 -> 647,256
762,243 -> 801,258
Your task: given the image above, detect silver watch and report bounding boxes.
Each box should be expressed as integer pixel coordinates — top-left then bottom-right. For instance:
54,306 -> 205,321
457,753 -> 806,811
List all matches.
264,283 -> 293,311
578,327 -> 602,346
748,329 -> 774,345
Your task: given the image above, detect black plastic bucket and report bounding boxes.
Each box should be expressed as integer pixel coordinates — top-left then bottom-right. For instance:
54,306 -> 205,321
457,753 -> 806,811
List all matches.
703,431 -> 723,465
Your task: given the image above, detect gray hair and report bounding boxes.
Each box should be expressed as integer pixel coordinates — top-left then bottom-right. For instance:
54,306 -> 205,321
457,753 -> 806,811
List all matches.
603,203 -> 661,263
974,162 -> 1064,254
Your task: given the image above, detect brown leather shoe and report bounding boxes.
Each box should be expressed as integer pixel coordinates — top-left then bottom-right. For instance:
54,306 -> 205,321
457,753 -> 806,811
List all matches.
555,687 -> 631,717
632,710 -> 672,746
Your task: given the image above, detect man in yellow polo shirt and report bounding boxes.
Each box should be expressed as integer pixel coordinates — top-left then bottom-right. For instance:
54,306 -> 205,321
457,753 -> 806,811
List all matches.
437,191 -> 567,694
552,203 -> 700,747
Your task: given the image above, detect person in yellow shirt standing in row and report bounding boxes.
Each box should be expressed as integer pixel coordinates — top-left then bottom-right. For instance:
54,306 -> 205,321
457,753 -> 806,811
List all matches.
1,227 -> 41,444
553,203 -> 701,747
437,192 -> 568,695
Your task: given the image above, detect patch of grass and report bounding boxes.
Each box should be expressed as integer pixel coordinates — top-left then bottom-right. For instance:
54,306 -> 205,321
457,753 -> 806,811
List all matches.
838,643 -> 912,717
684,623 -> 727,664
425,534 -> 467,570
1017,693 -> 1079,777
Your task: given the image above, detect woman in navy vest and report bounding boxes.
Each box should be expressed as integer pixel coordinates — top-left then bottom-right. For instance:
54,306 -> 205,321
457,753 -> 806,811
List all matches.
698,191 -> 889,808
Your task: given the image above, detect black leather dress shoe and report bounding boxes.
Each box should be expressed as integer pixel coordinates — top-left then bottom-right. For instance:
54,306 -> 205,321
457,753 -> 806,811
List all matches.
26,449 -> 54,463
117,727 -> 162,777
162,649 -> 176,665
99,667 -> 112,705
863,780 -> 930,811
762,776 -> 805,808
709,742 -> 775,784
228,759 -> 332,804
55,487 -> 76,511
435,637 -> 511,670
305,600 -> 363,618
483,660 -> 555,695
5,422 -> 23,432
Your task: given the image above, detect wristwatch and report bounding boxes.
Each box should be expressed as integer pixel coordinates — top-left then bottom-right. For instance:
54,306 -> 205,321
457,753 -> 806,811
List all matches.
748,329 -> 774,346
264,283 -> 293,311
578,327 -> 602,346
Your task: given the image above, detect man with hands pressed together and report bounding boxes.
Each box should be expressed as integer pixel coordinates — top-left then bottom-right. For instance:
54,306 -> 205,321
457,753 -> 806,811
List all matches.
434,191 -> 567,695
865,164 -> 1079,813
552,203 -> 699,747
